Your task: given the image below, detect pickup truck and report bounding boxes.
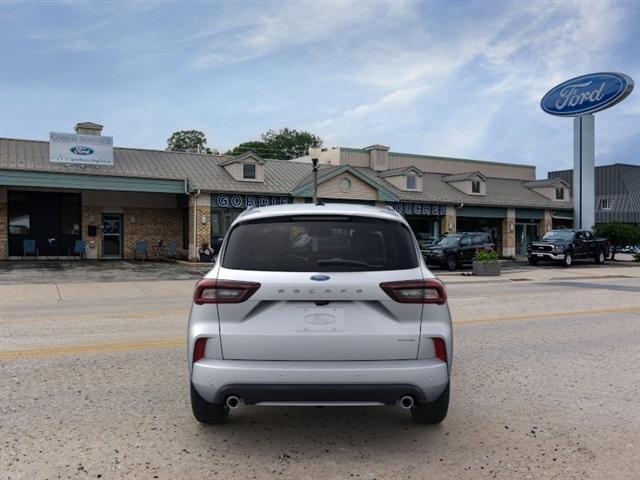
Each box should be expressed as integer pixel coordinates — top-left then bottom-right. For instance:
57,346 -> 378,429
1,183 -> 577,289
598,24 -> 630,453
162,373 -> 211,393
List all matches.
527,230 -> 609,267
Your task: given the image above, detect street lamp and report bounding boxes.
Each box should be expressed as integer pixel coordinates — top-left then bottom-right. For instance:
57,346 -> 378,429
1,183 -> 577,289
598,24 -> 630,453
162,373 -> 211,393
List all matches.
308,140 -> 322,204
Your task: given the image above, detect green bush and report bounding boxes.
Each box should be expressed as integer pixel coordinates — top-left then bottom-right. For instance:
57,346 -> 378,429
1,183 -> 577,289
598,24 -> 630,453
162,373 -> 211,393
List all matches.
594,222 -> 640,260
474,250 -> 499,263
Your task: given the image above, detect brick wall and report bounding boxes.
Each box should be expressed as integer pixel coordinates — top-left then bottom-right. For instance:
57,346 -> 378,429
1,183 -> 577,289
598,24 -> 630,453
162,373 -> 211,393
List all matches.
188,193 -> 212,261
123,207 -> 183,260
440,205 -> 457,234
501,208 -> 516,257
539,210 -> 553,235
81,205 -> 103,259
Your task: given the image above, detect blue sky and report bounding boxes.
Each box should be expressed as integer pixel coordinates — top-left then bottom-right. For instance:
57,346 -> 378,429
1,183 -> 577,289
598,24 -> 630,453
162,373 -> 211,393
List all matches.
1,0 -> 638,177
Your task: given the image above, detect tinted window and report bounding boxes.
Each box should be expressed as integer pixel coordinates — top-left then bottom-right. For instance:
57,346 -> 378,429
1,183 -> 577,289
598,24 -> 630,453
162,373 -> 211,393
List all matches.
472,235 -> 485,246
435,235 -> 460,247
543,231 -> 574,241
460,237 -> 472,247
222,216 -> 418,272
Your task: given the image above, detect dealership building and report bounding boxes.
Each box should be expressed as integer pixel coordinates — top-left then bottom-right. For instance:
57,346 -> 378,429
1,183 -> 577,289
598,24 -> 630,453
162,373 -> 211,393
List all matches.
0,122 -> 573,261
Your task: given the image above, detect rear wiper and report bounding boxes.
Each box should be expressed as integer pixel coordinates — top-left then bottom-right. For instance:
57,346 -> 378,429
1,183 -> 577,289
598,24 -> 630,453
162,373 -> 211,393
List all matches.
317,258 -> 378,268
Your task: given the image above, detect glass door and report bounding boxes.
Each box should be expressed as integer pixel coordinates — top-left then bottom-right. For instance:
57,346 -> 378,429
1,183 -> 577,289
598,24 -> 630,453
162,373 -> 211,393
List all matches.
516,223 -> 539,257
102,214 -> 123,259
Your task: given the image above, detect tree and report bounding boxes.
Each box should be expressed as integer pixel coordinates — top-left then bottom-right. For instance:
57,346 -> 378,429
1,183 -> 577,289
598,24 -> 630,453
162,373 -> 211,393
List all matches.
166,130 -> 217,154
226,128 -> 322,160
594,222 -> 640,260
225,141 -> 268,157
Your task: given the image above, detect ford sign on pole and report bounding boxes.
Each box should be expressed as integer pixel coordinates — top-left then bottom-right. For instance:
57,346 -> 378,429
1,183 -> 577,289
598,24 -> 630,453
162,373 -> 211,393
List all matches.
541,72 -> 634,116
541,72 -> 634,230
49,132 -> 114,166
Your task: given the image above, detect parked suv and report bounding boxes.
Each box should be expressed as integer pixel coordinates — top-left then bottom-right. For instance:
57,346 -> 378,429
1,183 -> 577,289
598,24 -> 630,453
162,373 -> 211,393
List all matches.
188,203 -> 452,424
422,232 -> 495,271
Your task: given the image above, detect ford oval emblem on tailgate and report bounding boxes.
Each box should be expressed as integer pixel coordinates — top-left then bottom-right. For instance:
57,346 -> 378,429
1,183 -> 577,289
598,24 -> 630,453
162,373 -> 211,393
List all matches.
310,275 -> 330,281
305,313 -> 335,325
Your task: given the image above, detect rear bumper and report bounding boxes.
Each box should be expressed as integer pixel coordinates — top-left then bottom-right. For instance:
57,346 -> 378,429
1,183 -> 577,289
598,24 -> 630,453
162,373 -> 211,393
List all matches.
191,359 -> 449,405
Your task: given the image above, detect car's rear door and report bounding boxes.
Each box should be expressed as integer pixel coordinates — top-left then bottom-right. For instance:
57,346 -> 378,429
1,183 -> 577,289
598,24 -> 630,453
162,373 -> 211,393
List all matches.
216,215 -> 424,361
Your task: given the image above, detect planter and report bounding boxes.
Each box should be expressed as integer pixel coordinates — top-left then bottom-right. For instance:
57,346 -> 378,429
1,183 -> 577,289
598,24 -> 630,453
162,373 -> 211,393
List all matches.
199,253 -> 214,263
472,261 -> 501,276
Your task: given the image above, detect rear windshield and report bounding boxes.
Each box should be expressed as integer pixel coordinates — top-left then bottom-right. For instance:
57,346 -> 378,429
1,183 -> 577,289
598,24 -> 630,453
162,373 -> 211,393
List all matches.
222,216 -> 419,272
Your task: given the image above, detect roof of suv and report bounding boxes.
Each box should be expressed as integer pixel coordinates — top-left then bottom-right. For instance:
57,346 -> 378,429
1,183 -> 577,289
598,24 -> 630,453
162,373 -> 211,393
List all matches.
233,202 -> 405,224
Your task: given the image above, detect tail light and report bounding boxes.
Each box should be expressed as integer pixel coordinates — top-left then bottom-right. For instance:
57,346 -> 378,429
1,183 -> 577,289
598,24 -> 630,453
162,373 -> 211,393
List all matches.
193,337 -> 207,363
433,338 -> 447,364
379,279 -> 447,305
193,279 -> 260,305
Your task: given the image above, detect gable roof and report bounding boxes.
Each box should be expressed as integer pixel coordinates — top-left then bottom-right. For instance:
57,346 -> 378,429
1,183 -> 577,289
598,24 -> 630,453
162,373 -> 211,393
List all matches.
290,164 -> 398,201
443,171 -> 487,182
219,151 -> 266,166
378,166 -> 423,178
523,178 -> 568,188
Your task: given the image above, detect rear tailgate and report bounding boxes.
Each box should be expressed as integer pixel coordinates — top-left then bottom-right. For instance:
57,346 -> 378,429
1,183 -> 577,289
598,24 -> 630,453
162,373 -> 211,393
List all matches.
216,269 -> 423,361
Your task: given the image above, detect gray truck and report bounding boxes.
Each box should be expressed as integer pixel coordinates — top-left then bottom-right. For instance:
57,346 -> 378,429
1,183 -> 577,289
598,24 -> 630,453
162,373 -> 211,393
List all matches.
527,230 -> 609,267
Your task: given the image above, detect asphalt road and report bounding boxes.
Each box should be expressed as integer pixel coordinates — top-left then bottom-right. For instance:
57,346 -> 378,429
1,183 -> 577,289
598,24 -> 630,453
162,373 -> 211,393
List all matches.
2,272 -> 640,479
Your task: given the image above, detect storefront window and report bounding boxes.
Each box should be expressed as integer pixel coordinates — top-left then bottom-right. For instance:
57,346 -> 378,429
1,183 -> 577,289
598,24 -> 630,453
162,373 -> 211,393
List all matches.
7,191 -> 81,257
60,194 -> 81,235
9,192 -> 30,234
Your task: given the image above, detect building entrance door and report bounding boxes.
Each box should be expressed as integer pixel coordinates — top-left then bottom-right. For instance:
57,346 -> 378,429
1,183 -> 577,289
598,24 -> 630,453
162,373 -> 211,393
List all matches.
516,223 -> 538,257
102,214 -> 123,259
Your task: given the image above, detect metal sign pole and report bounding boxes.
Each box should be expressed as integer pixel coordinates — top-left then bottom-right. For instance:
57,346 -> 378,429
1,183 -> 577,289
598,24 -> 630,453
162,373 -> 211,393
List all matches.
573,115 -> 595,230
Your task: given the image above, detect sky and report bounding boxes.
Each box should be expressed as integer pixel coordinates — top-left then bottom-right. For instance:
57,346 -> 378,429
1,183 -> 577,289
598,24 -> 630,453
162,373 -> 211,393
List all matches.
1,0 -> 639,177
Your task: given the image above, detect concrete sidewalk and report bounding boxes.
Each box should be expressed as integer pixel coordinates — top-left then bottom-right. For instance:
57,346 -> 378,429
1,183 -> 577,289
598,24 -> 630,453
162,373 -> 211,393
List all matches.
437,263 -> 640,284
0,279 -> 196,305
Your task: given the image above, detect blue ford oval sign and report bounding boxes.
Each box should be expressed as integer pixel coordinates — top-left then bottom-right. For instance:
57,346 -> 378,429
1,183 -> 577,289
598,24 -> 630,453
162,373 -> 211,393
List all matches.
70,146 -> 95,155
310,275 -> 330,281
541,72 -> 633,116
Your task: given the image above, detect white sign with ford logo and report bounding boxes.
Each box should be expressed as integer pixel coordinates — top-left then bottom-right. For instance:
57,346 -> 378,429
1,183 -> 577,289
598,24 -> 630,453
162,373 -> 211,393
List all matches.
49,132 -> 114,166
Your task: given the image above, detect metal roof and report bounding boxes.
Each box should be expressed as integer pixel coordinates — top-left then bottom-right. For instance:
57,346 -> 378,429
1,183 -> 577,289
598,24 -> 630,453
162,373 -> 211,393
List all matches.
0,138 -> 310,195
523,178 -> 567,188
548,164 -> 640,222
443,171 -> 487,182
1,137 -> 572,210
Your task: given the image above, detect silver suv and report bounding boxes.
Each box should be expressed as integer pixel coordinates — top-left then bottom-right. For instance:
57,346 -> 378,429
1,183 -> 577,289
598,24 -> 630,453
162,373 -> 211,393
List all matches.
188,203 -> 452,424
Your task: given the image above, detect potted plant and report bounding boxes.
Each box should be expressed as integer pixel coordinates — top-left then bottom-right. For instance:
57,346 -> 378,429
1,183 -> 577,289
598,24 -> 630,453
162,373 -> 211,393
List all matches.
198,242 -> 214,262
472,250 -> 501,276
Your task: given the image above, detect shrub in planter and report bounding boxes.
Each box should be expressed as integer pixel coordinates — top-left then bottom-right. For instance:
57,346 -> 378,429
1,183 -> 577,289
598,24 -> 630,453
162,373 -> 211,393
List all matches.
472,250 -> 501,276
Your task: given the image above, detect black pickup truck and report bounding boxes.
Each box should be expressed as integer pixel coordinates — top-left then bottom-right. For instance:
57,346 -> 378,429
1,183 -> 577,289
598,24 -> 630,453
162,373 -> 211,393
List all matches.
527,230 -> 609,267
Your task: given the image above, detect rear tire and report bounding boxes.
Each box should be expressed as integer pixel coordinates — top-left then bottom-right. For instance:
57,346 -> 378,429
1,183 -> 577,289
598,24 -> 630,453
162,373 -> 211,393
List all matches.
411,384 -> 450,424
191,383 -> 229,425
444,255 -> 457,271
528,256 -> 539,266
595,250 -> 606,265
561,252 -> 573,268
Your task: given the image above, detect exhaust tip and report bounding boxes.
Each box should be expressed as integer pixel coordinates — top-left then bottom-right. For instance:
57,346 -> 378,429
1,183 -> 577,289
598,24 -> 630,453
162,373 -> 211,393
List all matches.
399,395 -> 415,410
226,395 -> 241,409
